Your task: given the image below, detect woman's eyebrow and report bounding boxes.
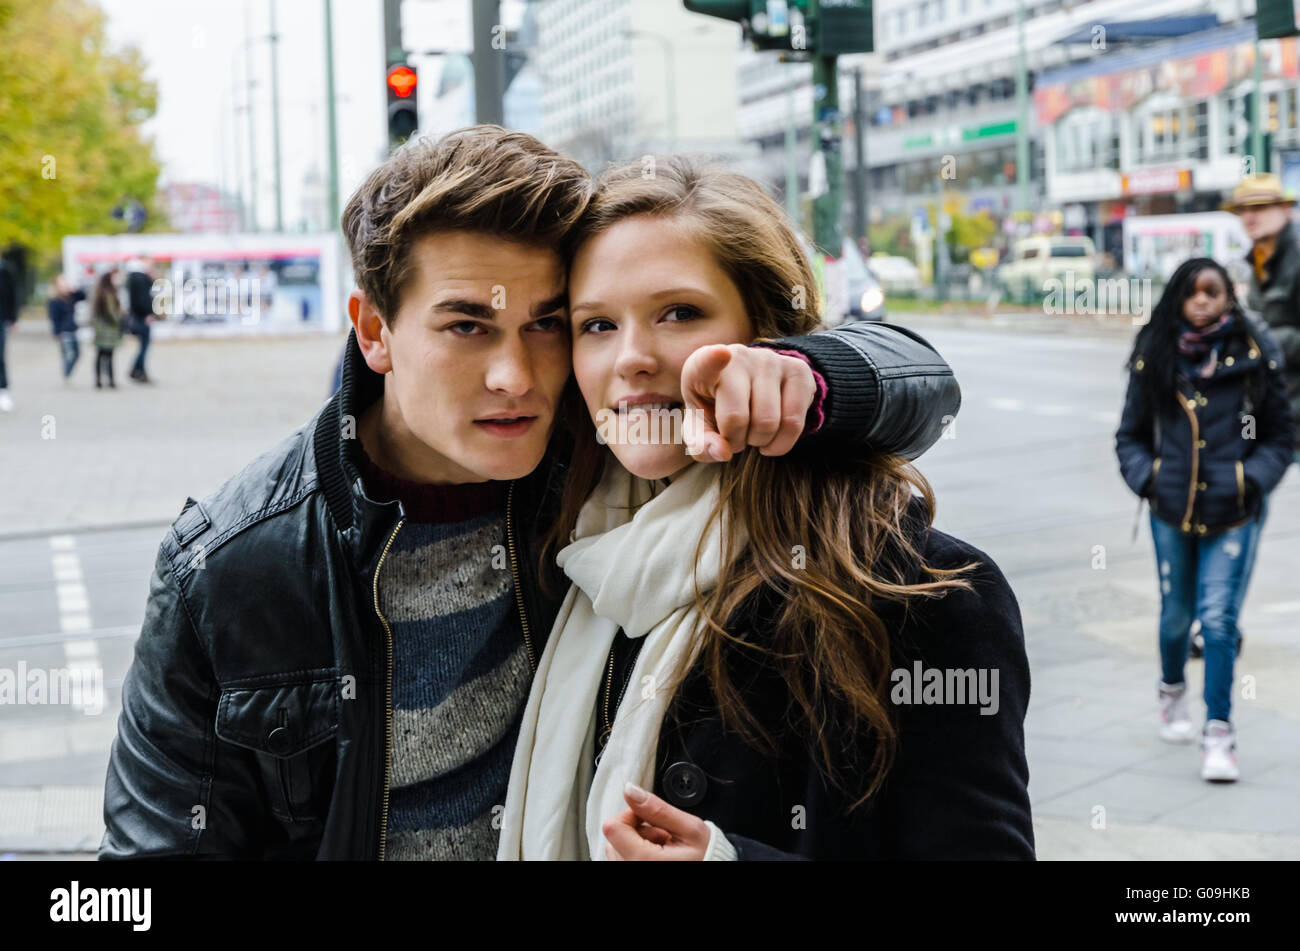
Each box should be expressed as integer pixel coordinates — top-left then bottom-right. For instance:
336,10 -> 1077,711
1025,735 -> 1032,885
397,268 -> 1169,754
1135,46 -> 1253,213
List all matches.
572,287 -> 716,315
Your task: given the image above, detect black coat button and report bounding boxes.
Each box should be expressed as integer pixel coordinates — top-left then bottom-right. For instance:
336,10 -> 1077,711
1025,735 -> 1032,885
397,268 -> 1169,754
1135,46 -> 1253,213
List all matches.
266,726 -> 292,756
663,761 -> 707,807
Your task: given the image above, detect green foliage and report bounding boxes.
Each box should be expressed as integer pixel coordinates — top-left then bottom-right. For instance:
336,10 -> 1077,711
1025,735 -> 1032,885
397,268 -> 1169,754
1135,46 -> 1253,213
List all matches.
947,210 -> 996,264
0,0 -> 165,271
868,217 -> 913,258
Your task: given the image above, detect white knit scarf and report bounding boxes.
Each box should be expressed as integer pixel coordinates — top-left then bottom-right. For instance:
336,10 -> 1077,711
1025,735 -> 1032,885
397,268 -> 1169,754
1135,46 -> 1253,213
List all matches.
497,460 -> 742,860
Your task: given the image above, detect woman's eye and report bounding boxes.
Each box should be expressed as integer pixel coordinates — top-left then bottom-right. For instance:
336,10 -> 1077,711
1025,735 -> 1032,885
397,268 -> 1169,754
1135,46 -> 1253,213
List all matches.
664,305 -> 700,322
580,318 -> 615,334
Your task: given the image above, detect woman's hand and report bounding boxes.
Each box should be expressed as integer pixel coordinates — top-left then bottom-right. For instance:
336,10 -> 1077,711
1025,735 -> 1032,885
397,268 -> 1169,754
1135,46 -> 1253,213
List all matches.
681,345 -> 817,462
602,783 -> 711,861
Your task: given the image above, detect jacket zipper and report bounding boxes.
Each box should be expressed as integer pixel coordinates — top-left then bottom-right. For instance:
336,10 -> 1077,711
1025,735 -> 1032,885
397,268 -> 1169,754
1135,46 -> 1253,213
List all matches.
1235,460 -> 1246,513
1177,394 -> 1200,531
505,481 -> 537,674
372,516 -> 405,862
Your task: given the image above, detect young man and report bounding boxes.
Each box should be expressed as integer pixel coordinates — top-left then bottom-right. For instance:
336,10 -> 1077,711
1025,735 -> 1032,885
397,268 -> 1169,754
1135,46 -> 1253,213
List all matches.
99,126 -> 962,860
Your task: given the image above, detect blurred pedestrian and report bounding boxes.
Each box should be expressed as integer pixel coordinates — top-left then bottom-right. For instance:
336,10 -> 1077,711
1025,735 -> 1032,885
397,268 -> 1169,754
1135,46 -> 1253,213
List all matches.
47,274 -> 87,383
125,258 -> 155,383
1115,257 -> 1294,783
1225,174 -> 1300,465
92,270 -> 125,389
0,255 -> 18,412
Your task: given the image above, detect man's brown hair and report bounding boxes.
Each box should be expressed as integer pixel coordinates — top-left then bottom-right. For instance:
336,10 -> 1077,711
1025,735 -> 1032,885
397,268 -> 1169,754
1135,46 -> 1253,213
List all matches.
342,124 -> 593,322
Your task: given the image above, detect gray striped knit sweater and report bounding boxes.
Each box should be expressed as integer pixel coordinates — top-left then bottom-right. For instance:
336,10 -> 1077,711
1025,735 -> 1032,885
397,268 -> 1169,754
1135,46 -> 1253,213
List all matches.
361,447 -> 531,861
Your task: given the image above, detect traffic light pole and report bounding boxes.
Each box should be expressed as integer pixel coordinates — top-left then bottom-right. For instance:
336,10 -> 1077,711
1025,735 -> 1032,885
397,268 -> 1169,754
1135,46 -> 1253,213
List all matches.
1251,35 -> 1264,173
811,52 -> 843,256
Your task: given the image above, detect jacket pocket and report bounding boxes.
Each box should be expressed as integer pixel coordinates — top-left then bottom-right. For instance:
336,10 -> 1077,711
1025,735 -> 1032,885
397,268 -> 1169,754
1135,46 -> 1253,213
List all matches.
216,678 -> 340,824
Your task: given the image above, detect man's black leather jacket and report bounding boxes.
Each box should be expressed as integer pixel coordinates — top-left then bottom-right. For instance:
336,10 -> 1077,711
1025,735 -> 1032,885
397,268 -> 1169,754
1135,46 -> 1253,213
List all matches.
99,321 -> 960,859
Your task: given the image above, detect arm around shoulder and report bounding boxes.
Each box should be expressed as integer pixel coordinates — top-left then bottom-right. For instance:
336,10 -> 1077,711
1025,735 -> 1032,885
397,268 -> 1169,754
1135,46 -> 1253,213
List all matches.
753,321 -> 960,460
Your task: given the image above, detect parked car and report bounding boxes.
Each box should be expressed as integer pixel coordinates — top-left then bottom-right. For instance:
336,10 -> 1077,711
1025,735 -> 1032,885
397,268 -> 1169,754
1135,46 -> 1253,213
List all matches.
795,234 -> 886,324
843,238 -> 886,322
867,253 -> 922,294
996,235 -> 1095,300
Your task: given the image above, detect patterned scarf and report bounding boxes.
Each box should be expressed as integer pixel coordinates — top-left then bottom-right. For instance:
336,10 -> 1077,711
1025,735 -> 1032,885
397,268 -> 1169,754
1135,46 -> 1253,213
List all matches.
1177,311 -> 1235,378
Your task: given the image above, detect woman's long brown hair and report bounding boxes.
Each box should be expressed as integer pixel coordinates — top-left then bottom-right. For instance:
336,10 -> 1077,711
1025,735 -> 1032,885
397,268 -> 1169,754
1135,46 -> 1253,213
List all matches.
547,156 -> 976,808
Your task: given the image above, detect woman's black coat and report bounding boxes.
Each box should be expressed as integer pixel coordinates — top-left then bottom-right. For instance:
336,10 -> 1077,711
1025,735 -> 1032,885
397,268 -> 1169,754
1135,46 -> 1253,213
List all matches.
1115,314 -> 1294,536
599,499 -> 1035,860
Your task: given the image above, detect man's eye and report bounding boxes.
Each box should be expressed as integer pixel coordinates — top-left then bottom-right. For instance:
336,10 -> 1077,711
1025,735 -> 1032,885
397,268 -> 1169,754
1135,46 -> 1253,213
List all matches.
531,315 -> 565,332
580,318 -> 615,334
449,321 -> 484,335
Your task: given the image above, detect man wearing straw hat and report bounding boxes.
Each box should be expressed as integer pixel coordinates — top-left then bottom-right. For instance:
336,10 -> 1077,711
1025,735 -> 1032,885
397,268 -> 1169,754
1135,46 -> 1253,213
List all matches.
1225,174 -> 1300,461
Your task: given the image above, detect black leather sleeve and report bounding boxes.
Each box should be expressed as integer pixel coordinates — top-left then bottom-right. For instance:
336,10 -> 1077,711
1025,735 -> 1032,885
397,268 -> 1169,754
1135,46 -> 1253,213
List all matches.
753,321 -> 960,460
99,539 -> 264,859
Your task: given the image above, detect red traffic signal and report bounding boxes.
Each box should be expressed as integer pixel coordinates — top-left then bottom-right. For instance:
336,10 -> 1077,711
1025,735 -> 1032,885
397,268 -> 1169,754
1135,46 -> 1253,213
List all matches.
386,65 -> 417,98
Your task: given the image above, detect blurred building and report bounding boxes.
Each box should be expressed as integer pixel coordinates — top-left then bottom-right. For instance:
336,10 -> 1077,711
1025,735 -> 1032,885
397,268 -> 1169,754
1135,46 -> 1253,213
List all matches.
1037,15 -> 1300,264
728,0 -> 1259,256
535,0 -> 745,169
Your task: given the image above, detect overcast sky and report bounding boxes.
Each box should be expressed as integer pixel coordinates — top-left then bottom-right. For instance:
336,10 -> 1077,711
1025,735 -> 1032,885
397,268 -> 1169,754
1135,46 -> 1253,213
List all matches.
97,0 -> 519,232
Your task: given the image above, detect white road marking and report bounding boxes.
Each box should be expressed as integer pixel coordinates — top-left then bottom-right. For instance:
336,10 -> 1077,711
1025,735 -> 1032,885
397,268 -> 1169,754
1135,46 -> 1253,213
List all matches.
48,537 -> 100,711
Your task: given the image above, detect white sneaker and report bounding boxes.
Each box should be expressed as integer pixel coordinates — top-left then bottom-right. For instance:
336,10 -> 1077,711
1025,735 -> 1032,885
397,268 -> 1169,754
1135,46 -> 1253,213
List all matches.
1200,720 -> 1240,782
0,389 -> 12,412
1158,681 -> 1195,743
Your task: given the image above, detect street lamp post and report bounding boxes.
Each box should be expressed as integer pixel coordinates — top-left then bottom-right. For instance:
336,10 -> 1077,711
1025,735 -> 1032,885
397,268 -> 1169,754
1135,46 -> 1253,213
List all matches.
1014,0 -> 1030,218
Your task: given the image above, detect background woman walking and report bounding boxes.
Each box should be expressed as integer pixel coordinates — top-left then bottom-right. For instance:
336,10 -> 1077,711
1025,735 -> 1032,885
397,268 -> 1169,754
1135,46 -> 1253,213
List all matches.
1116,257 -> 1293,782
91,270 -> 124,389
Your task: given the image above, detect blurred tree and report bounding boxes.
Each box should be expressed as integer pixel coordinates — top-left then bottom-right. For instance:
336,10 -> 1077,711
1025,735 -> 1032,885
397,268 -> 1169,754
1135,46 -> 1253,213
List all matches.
947,210 -> 996,265
0,0 -> 165,274
868,216 -> 913,259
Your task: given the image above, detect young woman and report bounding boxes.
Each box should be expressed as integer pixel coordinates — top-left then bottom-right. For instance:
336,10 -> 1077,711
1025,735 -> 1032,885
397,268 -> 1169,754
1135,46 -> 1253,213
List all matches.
498,158 -> 1034,860
91,269 -> 124,389
1116,258 -> 1293,782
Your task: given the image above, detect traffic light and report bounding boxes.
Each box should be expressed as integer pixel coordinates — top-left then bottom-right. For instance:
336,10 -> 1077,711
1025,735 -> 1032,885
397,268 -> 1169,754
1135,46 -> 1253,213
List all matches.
387,64 -> 418,152
683,0 -> 873,55
1257,0 -> 1300,39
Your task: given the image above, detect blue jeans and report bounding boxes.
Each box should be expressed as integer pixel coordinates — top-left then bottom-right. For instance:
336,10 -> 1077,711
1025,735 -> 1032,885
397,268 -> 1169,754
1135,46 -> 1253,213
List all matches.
1150,511 -> 1263,723
59,331 -> 80,377
131,319 -> 150,377
0,319 -> 9,390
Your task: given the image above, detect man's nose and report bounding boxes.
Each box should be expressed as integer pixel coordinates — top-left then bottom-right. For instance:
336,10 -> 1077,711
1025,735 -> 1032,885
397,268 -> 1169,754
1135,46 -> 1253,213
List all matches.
485,338 -> 534,395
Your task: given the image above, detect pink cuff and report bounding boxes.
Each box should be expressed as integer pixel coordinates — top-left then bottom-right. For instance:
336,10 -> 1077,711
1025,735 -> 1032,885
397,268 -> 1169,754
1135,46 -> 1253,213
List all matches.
765,348 -> 827,434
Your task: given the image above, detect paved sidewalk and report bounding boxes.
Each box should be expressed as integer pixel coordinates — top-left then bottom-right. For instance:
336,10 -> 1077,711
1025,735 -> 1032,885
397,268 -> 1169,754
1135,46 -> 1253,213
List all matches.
0,320 -> 347,538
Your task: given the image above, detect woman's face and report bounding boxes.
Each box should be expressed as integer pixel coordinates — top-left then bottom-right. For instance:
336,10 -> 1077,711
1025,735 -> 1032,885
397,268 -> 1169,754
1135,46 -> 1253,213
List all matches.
1183,268 -> 1229,329
569,214 -> 756,481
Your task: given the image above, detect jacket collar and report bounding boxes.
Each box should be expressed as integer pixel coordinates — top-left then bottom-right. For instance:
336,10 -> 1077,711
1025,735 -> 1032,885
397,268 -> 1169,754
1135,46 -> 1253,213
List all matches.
312,329 -> 402,555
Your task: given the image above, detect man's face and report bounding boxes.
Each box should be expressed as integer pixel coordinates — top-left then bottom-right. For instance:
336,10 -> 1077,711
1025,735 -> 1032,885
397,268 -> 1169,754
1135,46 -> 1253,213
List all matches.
360,231 -> 570,483
1238,203 -> 1291,241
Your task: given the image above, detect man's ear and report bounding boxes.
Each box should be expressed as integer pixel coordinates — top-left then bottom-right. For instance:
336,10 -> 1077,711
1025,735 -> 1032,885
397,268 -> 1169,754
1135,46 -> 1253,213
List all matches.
350,289 -> 393,375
